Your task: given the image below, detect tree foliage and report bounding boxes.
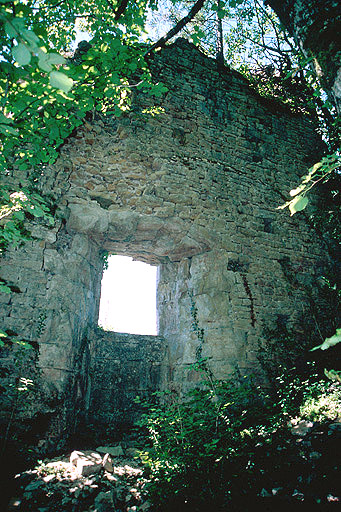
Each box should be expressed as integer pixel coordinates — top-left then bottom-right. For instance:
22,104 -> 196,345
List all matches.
0,0 -> 164,251
267,0 -> 341,115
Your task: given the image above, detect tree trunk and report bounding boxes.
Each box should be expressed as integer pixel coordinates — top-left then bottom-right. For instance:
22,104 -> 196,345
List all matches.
216,1 -> 224,65
266,0 -> 341,114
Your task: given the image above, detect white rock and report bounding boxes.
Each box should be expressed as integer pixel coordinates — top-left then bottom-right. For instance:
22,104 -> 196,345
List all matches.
102,453 -> 113,472
70,450 -> 103,477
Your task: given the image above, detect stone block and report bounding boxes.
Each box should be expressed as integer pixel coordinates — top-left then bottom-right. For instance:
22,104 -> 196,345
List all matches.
67,202 -> 109,235
70,450 -> 103,476
96,445 -> 124,457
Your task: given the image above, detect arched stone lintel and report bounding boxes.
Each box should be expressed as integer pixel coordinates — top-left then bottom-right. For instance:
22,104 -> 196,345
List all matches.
66,200 -> 212,264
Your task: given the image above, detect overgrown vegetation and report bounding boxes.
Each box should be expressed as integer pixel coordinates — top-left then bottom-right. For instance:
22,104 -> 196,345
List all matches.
133,288 -> 340,510
130,260 -> 340,510
135,363 -> 340,511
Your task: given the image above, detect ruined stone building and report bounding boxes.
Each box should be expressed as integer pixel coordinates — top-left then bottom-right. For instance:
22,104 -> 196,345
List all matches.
0,40 -> 332,438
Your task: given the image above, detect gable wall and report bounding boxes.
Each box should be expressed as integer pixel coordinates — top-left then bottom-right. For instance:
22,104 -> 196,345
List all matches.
0,39 -> 330,435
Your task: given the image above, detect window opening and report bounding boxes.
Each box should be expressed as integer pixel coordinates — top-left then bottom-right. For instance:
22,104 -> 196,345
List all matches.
98,255 -> 157,335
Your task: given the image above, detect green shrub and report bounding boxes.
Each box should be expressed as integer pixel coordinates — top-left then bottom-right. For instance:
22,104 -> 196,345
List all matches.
135,368 -> 340,511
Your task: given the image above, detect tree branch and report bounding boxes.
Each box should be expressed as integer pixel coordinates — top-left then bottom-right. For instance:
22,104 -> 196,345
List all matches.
114,0 -> 129,21
145,0 -> 207,56
31,0 -> 69,11
104,0 -> 129,20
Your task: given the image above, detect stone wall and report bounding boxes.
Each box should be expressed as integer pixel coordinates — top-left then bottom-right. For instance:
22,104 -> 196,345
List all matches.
0,39 -> 332,436
88,330 -> 166,433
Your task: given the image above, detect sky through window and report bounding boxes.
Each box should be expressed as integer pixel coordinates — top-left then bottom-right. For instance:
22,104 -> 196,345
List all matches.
98,255 -> 157,335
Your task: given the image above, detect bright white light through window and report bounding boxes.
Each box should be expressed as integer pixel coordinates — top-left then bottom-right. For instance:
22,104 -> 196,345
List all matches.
98,255 -> 157,335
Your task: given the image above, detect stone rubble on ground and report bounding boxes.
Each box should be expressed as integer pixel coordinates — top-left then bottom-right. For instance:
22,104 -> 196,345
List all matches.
7,417 -> 341,510
8,444 -> 151,512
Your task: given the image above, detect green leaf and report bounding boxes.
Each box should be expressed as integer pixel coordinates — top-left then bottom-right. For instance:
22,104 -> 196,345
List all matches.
324,369 -> 341,382
39,52 -> 66,72
12,210 -> 25,221
0,284 -> 11,294
0,113 -> 12,125
48,53 -> 66,65
289,195 -> 308,215
0,124 -> 17,136
38,56 -> 52,72
30,206 -> 45,217
49,71 -> 73,93
12,43 -> 31,66
311,329 -> 341,351
21,29 -> 40,46
4,21 -> 17,39
11,17 -> 26,33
